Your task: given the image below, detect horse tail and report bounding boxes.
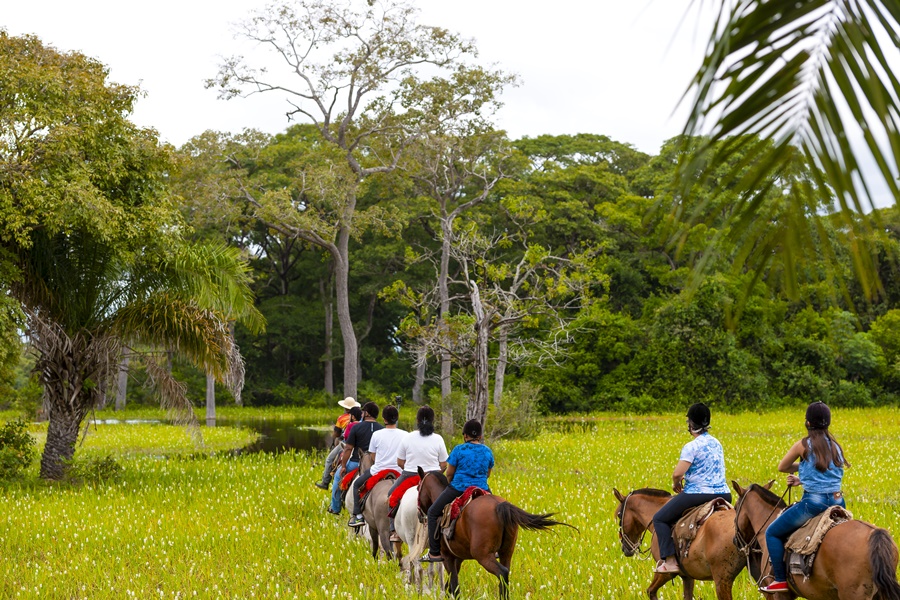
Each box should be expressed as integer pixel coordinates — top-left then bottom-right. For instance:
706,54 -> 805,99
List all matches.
870,527 -> 900,600
495,501 -> 577,534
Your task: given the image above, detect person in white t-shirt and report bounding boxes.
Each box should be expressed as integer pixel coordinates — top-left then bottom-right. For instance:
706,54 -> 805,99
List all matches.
348,405 -> 407,528
386,405 -> 448,541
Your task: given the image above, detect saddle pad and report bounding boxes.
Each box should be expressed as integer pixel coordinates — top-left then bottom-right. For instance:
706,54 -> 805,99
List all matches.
786,504 -> 853,556
450,486 -> 490,521
388,476 -> 420,509
359,469 -> 399,499
673,497 -> 733,557
339,468 -> 359,491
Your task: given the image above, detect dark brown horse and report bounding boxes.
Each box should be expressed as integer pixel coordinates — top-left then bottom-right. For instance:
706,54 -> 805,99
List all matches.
732,481 -> 900,600
417,468 -> 574,599
613,487 -> 744,600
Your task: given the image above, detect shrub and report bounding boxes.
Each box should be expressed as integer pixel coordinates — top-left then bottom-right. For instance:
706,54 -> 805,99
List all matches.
485,381 -> 542,440
0,418 -> 36,480
65,454 -> 124,485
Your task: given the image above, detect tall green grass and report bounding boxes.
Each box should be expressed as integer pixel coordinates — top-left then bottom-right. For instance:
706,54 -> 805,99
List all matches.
0,407 -> 897,598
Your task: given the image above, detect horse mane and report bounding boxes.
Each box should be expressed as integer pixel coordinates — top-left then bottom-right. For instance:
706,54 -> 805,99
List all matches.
632,487 -> 671,498
749,484 -> 786,507
430,471 -> 449,487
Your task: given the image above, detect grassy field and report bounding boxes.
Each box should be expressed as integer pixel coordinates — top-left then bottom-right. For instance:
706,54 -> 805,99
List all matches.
0,407 -> 898,598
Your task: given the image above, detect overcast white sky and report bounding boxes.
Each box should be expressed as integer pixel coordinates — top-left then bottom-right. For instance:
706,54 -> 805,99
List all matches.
4,0 -> 707,155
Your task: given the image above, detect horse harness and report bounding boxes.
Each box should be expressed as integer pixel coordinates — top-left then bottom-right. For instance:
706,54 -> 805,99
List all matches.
617,492 -> 653,558
733,486 -> 790,588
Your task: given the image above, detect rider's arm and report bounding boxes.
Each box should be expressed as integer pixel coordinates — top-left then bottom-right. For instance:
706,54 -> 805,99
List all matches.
672,460 -> 691,493
397,458 -> 406,469
439,460 -> 447,471
445,464 -> 456,484
339,445 -> 353,471
778,440 -> 805,473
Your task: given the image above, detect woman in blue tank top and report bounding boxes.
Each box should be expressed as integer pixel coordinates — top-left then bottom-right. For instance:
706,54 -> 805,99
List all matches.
759,402 -> 850,594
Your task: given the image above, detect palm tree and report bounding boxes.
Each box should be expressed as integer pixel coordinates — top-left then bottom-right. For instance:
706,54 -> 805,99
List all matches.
16,232 -> 263,480
680,1 -> 900,297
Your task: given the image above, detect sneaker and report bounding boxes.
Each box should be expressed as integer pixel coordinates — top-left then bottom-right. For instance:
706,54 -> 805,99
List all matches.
315,481 -> 329,490
326,508 -> 340,515
654,560 -> 680,574
419,554 -> 443,563
759,581 -> 789,593
348,515 -> 366,528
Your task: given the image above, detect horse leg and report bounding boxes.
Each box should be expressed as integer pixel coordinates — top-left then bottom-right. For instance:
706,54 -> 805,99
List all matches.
474,553 -> 511,600
712,577 -> 733,600
646,572 -> 678,600
444,555 -> 461,598
682,576 -> 695,600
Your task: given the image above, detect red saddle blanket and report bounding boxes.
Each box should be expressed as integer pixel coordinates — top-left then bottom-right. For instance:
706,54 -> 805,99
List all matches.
388,475 -> 420,509
339,468 -> 359,491
450,486 -> 490,520
359,469 -> 400,498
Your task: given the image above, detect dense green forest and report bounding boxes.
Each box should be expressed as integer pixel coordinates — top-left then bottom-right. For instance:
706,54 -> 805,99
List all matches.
114,130 -> 900,415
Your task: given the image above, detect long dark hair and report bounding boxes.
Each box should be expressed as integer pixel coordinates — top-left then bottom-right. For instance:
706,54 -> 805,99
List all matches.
417,406 -> 435,436
803,428 -> 850,472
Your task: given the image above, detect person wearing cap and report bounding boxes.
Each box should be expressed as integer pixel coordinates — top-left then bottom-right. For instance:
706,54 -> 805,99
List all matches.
759,401 -> 850,594
421,419 -> 494,563
315,397 -> 361,490
652,402 -> 731,575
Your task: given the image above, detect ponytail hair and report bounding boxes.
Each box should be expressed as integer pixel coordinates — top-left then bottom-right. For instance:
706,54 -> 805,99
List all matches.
417,406 -> 435,436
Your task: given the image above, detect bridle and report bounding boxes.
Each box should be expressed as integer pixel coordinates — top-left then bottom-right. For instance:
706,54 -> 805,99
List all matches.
617,492 -> 652,558
417,471 -> 438,524
733,485 -> 790,587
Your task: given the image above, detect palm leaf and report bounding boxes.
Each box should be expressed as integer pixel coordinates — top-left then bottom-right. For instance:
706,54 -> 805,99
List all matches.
679,0 -> 900,300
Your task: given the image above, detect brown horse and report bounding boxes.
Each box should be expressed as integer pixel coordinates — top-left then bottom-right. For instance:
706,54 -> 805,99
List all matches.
612,487 -> 744,600
732,481 -> 900,600
417,467 -> 574,599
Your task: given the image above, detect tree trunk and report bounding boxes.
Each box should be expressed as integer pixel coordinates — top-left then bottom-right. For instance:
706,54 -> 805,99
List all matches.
439,222 -> 453,432
356,293 -> 377,385
468,282 -> 490,426
493,324 -> 509,408
115,351 -> 130,411
333,224 -> 358,400
206,372 -> 216,422
412,349 -> 426,404
320,262 -> 334,395
40,400 -> 86,480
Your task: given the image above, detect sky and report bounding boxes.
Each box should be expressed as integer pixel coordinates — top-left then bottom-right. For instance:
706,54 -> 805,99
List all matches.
4,0 -> 708,155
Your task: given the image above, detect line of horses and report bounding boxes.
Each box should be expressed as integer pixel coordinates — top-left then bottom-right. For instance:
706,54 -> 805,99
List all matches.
614,481 -> 900,600
338,453 -> 574,599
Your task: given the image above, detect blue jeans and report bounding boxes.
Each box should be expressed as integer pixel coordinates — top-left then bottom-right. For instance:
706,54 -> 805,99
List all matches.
329,460 -> 359,513
766,490 -> 846,582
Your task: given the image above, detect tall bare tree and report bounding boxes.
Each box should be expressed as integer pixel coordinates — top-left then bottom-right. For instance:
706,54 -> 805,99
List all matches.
209,0 -> 493,399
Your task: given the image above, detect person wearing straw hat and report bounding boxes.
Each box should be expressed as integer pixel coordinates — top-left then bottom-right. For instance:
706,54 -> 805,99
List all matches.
315,397 -> 360,490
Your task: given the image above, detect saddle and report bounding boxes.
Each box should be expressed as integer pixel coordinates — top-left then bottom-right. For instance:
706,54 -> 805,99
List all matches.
387,475 -> 420,518
358,470 -> 399,513
785,504 -> 853,579
673,497 -> 733,559
439,486 -> 490,541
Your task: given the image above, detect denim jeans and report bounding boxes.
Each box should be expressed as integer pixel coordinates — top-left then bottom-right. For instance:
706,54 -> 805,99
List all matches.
329,460 -> 359,513
426,486 -> 463,556
766,490 -> 846,582
320,444 -> 342,485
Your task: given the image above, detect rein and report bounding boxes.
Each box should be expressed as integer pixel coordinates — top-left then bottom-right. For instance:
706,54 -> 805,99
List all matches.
618,492 -> 653,558
734,486 -> 791,587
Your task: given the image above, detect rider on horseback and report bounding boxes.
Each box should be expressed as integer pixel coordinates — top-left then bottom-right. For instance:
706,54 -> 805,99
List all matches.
759,401 -> 850,594
348,404 -> 407,528
652,402 -> 732,575
421,419 -> 494,563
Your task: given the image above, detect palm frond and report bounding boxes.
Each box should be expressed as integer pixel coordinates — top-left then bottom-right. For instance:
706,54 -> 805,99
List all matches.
144,358 -> 200,438
680,0 -> 900,298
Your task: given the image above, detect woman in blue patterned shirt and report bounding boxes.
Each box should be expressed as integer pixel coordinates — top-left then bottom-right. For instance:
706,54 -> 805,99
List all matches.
421,419 -> 495,563
652,403 -> 732,574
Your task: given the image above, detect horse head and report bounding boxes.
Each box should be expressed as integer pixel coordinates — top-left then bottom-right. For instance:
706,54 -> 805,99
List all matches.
732,480 -> 780,581
613,488 -> 669,557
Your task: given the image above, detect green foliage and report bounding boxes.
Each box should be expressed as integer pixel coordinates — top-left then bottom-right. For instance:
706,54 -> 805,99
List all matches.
484,381 -> 541,440
0,419 -> 36,480
64,454 -> 124,485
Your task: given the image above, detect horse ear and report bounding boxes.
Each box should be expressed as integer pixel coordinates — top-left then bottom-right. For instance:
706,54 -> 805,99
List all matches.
613,488 -> 626,503
732,480 -> 745,497
417,466 -> 425,478
764,479 -> 775,490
